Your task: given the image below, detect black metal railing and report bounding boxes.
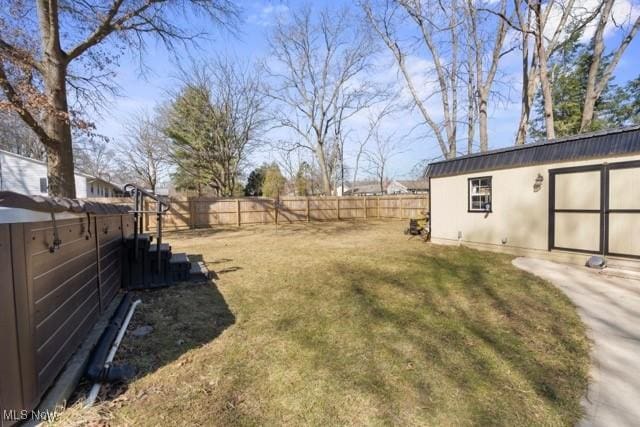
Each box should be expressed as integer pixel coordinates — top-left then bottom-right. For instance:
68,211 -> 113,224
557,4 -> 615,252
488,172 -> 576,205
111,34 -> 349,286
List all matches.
123,184 -> 171,274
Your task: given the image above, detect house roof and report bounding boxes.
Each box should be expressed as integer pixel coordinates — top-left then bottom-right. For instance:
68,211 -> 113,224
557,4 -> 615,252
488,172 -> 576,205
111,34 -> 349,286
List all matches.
345,182 -> 385,194
425,125 -> 640,178
394,180 -> 429,190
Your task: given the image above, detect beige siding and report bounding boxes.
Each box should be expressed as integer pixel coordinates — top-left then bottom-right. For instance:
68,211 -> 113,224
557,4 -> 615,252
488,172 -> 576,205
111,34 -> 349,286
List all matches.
609,167 -> 640,210
554,171 -> 600,210
608,166 -> 640,256
608,213 -> 640,256
554,212 -> 600,251
430,153 -> 640,254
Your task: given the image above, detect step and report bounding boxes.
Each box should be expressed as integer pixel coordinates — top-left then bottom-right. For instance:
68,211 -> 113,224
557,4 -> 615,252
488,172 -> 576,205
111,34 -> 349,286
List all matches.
169,252 -> 189,265
125,233 -> 152,245
149,243 -> 171,252
190,260 -> 210,282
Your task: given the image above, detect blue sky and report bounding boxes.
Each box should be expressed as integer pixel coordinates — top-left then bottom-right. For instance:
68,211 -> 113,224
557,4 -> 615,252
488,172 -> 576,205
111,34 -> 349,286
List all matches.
94,0 -> 640,181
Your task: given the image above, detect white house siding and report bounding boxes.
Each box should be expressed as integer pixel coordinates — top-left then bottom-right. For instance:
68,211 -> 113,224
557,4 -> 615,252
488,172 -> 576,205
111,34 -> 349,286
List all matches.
0,150 -> 119,198
429,152 -> 640,262
75,175 -> 88,198
0,150 -> 49,195
386,181 -> 407,194
85,180 -> 116,197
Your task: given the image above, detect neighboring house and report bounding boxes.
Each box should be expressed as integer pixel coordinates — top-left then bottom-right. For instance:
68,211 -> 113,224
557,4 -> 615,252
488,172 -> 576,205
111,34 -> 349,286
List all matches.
387,179 -> 430,194
344,181 -> 387,196
426,126 -> 640,266
335,184 -> 350,197
0,149 -> 122,198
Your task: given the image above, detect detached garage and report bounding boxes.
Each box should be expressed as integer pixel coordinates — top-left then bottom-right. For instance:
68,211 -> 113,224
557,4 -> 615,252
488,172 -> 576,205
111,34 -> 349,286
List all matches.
426,126 -> 640,266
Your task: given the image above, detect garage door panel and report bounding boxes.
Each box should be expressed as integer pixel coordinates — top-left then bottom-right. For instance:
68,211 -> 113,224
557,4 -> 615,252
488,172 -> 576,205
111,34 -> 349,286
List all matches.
554,212 -> 601,252
609,168 -> 640,210
608,213 -> 640,256
555,171 -> 601,210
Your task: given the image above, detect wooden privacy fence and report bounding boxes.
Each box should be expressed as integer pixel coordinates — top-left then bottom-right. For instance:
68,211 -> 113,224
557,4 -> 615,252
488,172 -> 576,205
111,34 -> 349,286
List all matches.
144,195 -> 428,231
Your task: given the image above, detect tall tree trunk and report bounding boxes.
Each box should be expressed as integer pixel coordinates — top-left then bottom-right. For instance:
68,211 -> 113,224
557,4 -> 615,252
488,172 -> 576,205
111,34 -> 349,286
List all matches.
581,3 -> 640,132
533,1 -> 555,140
43,59 -> 76,199
449,0 -> 459,157
315,145 -> 332,195
38,0 -> 77,198
581,0 -> 613,132
515,1 -> 532,145
477,88 -> 489,152
466,59 -> 475,154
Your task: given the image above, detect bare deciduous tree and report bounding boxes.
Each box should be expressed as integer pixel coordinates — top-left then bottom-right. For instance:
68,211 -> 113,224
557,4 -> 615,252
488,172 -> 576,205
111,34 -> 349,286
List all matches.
74,137 -> 116,180
0,112 -> 45,159
165,57 -> 267,196
363,0 -> 510,157
267,5 -> 380,195
0,0 -> 237,197
365,127 -> 404,194
363,0 -> 460,159
581,0 -> 640,131
497,0 -> 619,143
465,0 -> 510,152
120,112 -> 170,193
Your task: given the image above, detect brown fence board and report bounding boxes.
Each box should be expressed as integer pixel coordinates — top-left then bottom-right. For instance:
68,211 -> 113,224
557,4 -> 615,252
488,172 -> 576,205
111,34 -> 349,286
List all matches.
142,195 -> 428,230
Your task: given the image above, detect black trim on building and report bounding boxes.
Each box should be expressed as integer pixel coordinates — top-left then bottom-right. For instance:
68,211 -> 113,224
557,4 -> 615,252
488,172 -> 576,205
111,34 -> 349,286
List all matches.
548,160 -> 640,259
426,126 -> 640,178
467,176 -> 492,213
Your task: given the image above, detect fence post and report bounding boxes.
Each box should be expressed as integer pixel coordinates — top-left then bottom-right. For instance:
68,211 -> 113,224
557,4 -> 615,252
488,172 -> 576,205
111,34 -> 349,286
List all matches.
363,196 -> 367,220
306,198 -> 310,222
400,197 -> 404,219
377,197 -> 380,218
144,199 -> 149,231
337,198 -> 340,220
187,198 -> 196,229
236,199 -> 241,227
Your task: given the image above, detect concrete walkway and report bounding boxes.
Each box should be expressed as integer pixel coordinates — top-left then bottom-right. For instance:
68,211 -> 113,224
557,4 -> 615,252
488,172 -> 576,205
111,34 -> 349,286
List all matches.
513,257 -> 640,427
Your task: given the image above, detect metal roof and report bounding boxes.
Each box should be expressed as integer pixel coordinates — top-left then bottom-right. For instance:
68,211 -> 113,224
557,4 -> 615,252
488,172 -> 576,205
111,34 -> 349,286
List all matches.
425,125 -> 640,178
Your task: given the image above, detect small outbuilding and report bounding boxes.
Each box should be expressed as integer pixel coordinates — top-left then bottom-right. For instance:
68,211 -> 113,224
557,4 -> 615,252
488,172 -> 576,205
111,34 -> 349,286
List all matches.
426,126 -> 640,266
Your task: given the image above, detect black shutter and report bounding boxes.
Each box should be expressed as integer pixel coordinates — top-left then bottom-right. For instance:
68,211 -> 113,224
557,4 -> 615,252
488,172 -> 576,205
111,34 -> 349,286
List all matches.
40,177 -> 48,193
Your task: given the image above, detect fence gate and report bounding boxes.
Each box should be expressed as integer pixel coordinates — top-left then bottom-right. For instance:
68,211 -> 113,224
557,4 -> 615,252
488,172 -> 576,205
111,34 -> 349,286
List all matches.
549,160 -> 640,258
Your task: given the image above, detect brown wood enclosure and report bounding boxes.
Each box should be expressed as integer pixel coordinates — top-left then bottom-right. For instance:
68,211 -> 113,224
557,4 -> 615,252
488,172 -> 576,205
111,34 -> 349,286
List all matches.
549,160 -> 640,258
0,212 -> 134,422
144,195 -> 429,230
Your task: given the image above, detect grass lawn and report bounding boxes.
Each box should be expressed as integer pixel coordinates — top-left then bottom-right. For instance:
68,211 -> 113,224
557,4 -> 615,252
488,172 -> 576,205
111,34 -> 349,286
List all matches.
58,221 -> 589,426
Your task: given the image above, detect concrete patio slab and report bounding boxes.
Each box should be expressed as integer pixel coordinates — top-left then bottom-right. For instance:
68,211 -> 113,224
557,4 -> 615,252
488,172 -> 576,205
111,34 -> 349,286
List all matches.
513,257 -> 640,427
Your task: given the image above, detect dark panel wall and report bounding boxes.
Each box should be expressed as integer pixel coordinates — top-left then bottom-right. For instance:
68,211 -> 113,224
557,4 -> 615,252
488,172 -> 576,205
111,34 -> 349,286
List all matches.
27,217 -> 101,397
96,215 -> 124,310
0,212 -> 130,421
0,225 -> 23,419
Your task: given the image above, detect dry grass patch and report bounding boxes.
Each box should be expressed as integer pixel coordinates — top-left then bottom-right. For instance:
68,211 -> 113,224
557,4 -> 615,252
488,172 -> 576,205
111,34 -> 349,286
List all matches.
56,221 -> 589,426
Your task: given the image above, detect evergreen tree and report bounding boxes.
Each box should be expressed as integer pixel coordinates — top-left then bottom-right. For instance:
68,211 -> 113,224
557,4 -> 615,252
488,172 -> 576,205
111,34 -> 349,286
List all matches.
244,167 -> 266,196
530,39 -> 640,140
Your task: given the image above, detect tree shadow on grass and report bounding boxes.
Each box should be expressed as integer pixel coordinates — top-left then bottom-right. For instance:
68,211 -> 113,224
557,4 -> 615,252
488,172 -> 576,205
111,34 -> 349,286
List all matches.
276,247 -> 589,425
72,278 -> 235,404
